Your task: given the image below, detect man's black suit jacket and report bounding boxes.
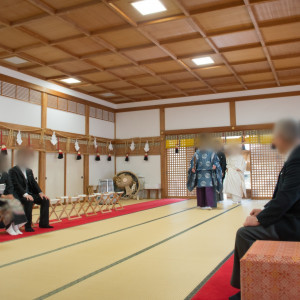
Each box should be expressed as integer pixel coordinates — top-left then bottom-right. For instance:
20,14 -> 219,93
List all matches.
0,172 -> 14,195
257,145 -> 300,241
9,166 -> 41,200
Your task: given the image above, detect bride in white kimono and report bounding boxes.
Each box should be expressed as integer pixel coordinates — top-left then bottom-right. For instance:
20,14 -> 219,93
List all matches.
223,144 -> 246,203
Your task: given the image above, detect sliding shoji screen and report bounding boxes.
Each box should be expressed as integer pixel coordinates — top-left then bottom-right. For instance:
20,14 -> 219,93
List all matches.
249,131 -> 285,199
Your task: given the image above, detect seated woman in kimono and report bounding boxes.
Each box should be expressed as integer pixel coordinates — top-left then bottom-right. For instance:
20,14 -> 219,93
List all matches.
189,134 -> 223,210
223,144 -> 246,204
0,153 -> 27,235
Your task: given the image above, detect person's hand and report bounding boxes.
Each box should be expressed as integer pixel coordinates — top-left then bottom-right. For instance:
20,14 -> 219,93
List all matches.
25,194 -> 34,201
192,168 -> 196,173
39,192 -> 49,200
243,216 -> 260,227
0,194 -> 13,200
250,209 -> 262,217
212,165 -> 216,170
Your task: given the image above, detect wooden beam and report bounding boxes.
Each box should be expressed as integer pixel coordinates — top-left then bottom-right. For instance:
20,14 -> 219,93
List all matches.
160,108 -> 166,198
230,101 -> 237,128
243,0 -> 280,86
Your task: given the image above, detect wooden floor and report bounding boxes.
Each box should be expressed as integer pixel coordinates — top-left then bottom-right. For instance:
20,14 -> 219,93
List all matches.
0,199 -> 267,300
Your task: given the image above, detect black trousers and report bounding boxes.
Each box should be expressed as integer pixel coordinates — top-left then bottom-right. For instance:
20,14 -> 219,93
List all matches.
21,194 -> 50,229
231,225 -> 279,289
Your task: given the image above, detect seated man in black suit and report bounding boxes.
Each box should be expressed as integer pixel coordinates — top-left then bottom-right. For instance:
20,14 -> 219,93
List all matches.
230,119 -> 300,300
9,148 -> 53,232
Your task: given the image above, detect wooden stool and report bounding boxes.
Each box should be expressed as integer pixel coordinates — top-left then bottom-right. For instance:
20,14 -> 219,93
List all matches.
48,198 -> 63,223
67,196 -> 82,220
100,192 -> 113,213
58,196 -> 69,220
77,194 -> 87,215
111,192 -> 124,211
83,194 -> 98,216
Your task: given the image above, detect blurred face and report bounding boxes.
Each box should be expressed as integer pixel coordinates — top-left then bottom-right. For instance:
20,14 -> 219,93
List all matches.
17,150 -> 34,168
273,133 -> 290,155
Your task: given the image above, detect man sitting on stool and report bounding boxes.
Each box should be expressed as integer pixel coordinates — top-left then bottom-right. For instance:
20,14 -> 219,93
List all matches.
229,119 -> 300,300
9,148 -> 53,232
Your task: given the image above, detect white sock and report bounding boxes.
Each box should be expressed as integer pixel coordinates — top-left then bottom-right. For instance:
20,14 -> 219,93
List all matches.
12,224 -> 23,235
6,224 -> 18,236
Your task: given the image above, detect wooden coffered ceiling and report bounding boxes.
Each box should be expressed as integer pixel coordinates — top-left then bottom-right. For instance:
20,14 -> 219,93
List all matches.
0,0 -> 299,104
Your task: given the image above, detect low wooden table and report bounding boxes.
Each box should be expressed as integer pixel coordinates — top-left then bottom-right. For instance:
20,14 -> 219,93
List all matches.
144,188 -> 161,199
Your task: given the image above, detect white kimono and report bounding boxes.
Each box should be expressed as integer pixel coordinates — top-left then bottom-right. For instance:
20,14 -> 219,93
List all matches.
223,154 -> 246,198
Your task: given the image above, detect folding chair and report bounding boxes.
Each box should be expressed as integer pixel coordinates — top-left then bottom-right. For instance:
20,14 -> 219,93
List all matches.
95,192 -> 113,213
58,196 -> 70,220
111,192 -> 124,211
48,198 -> 63,223
83,194 -> 98,217
67,196 -> 82,220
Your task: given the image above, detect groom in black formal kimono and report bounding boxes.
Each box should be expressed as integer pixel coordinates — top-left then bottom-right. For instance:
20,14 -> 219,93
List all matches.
229,119 -> 300,300
9,148 -> 53,232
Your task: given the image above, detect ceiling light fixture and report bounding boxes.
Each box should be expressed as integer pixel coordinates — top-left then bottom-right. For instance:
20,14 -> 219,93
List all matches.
60,78 -> 81,84
131,0 -> 167,15
192,57 -> 214,66
4,56 -> 28,65
101,93 -> 115,97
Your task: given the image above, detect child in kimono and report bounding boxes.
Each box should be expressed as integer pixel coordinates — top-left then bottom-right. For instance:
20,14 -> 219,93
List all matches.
190,135 -> 223,209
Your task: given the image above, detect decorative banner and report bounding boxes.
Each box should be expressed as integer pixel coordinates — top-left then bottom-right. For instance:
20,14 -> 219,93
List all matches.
74,139 -> 80,152
144,152 -> 148,161
130,140 -> 135,151
16,130 -> 23,145
95,153 -> 100,161
125,153 -> 129,162
1,130 -> 7,155
50,131 -> 57,146
107,153 -> 112,161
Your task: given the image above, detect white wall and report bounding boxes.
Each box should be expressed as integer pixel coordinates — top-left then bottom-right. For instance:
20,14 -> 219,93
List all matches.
47,108 -> 85,135
236,96 -> 300,125
116,109 -> 160,138
0,95 -> 41,127
116,155 -> 161,188
89,155 -> 115,186
89,117 -> 114,139
165,102 -> 230,130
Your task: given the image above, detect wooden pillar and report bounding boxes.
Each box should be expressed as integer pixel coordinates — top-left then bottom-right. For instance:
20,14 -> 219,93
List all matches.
38,92 -> 47,192
160,108 -> 166,198
64,153 -> 67,196
230,101 -> 236,129
114,112 -> 117,175
83,105 -> 90,194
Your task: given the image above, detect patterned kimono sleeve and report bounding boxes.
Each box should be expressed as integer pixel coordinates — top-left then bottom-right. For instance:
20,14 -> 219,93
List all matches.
190,151 -> 198,169
212,153 -> 223,186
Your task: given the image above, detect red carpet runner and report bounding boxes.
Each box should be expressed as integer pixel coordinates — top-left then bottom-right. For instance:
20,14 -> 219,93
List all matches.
192,255 -> 239,300
0,198 -> 186,242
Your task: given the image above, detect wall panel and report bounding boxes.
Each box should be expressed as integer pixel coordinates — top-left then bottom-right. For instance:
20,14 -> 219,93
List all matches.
116,155 -> 161,188
165,103 -> 230,130
89,155 -> 115,186
116,109 -> 160,139
66,154 -> 83,196
0,95 -> 41,127
47,108 -> 85,135
45,153 -> 65,198
236,96 -> 300,125
89,118 -> 115,139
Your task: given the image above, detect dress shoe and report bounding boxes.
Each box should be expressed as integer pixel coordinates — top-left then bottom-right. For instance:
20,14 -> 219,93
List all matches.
229,291 -> 241,300
39,225 -> 54,229
25,228 -> 35,232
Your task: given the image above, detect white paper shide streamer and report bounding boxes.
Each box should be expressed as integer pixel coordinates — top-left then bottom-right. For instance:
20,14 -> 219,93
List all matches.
16,131 -> 23,146
130,140 -> 135,151
50,131 -> 57,146
108,141 -> 113,151
74,139 -> 80,152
